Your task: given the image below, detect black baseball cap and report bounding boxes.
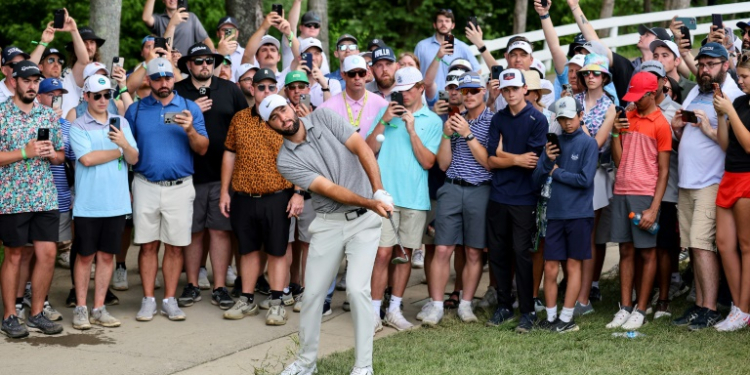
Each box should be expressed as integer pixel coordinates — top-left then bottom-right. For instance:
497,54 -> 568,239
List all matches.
367,38 -> 387,51
41,47 -> 65,60
568,33 -> 586,58
217,16 -> 239,30
2,46 -> 30,66
372,46 -> 396,63
301,11 -> 321,26
12,61 -> 43,79
637,25 -> 671,41
253,68 -> 277,84
336,34 -> 358,46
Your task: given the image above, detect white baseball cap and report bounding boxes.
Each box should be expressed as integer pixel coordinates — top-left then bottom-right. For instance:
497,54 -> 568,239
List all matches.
83,62 -> 109,80
449,58 -> 472,72
550,96 -> 581,119
498,68 -> 526,89
299,38 -> 323,53
236,63 -> 259,80
649,39 -> 679,57
343,55 -> 367,72
507,40 -> 532,54
445,74 -> 460,89
84,74 -> 112,93
566,54 -> 586,68
530,59 -> 546,79
259,94 -> 289,122
259,35 -> 280,50
391,67 -> 423,93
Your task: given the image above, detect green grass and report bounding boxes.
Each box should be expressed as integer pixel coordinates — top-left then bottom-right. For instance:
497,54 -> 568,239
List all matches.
317,280 -> 750,375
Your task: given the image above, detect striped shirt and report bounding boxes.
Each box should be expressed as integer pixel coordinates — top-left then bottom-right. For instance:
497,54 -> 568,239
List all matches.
50,118 -> 75,212
446,107 -> 494,185
614,108 -> 672,196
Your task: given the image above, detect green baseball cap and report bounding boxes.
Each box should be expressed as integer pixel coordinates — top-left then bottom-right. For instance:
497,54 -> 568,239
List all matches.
284,70 -> 309,86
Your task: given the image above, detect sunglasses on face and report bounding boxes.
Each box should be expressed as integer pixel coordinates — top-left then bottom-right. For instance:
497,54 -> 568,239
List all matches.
191,57 -> 215,66
287,83 -> 309,90
582,71 -> 602,77
89,92 -> 112,101
255,84 -> 277,92
304,23 -> 320,29
460,88 -> 482,96
45,57 -> 65,65
338,44 -> 358,52
743,29 -> 750,36
239,77 -> 254,83
346,70 -> 367,78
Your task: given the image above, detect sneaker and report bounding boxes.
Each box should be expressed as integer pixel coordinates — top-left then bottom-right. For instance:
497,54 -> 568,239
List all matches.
373,310 -> 383,333
486,307 -> 515,327
534,298 -> 545,314
673,304 -> 701,326
477,286 -> 498,311
72,306 -> 91,330
198,267 -> 211,290
678,248 -> 689,263
589,286 -> 602,302
457,303 -> 478,323
621,310 -> 647,330
282,291 -> 295,307
104,289 -> 119,306
668,281 -> 690,300
260,296 -> 273,310
537,318 -> 554,330
654,300 -> 671,319
1,315 -> 28,339
293,294 -> 303,313
686,283 -> 696,302
280,361 -> 317,375
550,318 -> 579,333
515,312 -> 537,333
385,309 -> 413,331
574,301 -> 595,317
161,297 -> 187,321
266,299 -> 288,326
290,283 -> 304,297
323,301 -> 332,316
226,266 -> 237,287
22,286 -> 31,307
65,288 -> 76,308
43,301 -> 62,321
688,308 -> 721,331
351,366 -> 374,375
421,304 -> 444,327
230,276 -> 242,298
90,306 -> 121,327
112,266 -> 128,291
716,308 -> 749,332
178,284 -> 201,307
57,251 -> 71,269
15,304 -> 26,325
223,296 -> 259,320
416,302 -> 433,321
343,300 -> 351,312
211,287 -> 234,310
255,275 -> 271,295
605,306 -> 632,329
136,298 -> 157,321
336,273 -> 347,291
27,312 -> 63,335
411,249 -> 425,269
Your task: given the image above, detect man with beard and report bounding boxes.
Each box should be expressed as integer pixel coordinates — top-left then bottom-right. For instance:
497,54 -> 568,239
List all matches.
0,61 -> 65,338
737,20 -> 750,53
174,43 -> 248,311
366,46 -> 398,101
650,39 -> 695,104
258,93 -> 392,375
0,46 -> 31,103
414,9 -> 480,90
670,43 -> 743,331
242,10 -> 299,83
236,63 -> 259,107
124,58 -> 209,322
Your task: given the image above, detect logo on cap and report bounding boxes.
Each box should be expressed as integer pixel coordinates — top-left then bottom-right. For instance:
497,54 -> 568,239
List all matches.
374,49 -> 388,58
503,72 -> 515,80
192,46 -> 207,53
51,79 -> 60,86
559,102 -> 567,108
21,66 -> 36,72
702,46 -> 714,51
397,75 -> 403,83
462,75 -> 472,83
98,78 -> 106,85
7,47 -> 22,54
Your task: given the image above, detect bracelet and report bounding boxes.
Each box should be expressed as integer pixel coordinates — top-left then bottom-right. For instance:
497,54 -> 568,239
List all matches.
478,45 -> 487,53
21,148 -> 27,160
379,119 -> 390,128
119,87 -> 128,94
31,41 -> 49,47
442,134 -> 451,139
321,87 -> 330,92
540,14 -> 550,20
611,132 -> 619,138
288,33 -> 294,48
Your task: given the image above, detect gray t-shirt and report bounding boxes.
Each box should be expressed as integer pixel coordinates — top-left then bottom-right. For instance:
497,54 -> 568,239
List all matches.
658,95 -> 681,203
151,12 -> 209,55
277,108 -> 373,213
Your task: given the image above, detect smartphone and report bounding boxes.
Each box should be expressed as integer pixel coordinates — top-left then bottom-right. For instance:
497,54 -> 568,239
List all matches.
164,112 -> 182,124
491,65 -> 504,81
272,3 -> 283,16
541,0 -> 549,7
467,16 -> 478,29
445,34 -> 455,54
712,14 -> 723,31
713,82 -> 723,98
301,53 -> 313,70
37,128 -> 50,141
563,84 -> 573,97
449,106 -> 461,117
53,9 -> 65,29
109,117 -> 121,132
52,96 -> 62,111
111,57 -> 124,76
154,37 -> 167,53
615,106 -> 627,119
680,26 -> 693,49
177,0 -> 188,12
299,94 -> 311,108
681,110 -> 698,123
198,86 -> 211,99
224,28 -> 235,38
438,90 -> 449,101
391,92 -> 405,115
546,133 -> 561,152
675,17 -> 697,30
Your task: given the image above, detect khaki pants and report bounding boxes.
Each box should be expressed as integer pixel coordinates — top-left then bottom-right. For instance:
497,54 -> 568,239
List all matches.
297,210 -> 382,368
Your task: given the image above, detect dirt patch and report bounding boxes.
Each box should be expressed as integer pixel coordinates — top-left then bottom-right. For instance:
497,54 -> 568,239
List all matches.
5,330 -> 116,347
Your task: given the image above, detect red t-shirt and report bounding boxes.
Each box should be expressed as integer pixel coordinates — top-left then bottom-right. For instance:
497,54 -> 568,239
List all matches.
614,108 -> 672,196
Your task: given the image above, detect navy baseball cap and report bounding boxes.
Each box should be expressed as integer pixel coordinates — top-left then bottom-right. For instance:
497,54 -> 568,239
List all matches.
736,20 -> 750,31
2,46 -> 30,66
697,42 -> 729,60
371,46 -> 396,63
457,72 -> 483,89
367,38 -> 387,51
568,33 -> 586,58
12,61 -> 43,79
39,78 -> 69,94
217,16 -> 239,30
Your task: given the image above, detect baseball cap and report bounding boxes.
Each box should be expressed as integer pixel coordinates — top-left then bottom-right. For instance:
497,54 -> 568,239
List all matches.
301,11 -> 321,26
457,72 -> 483,89
146,58 -> 174,80
141,36 -> 155,46
83,74 -> 112,93
566,54 -> 586,68
449,58 -> 472,73
343,55 -> 368,72
299,38 -> 323,54
697,42 -> 729,60
550,96 -> 582,119
359,51 -> 373,60
445,74 -> 460,89
217,16 -> 239,30
641,60 -> 666,78
649,39 -> 679,58
259,94 -> 289,122
622,71 -> 658,102
577,41 -> 608,56
260,35 -> 281,50
11,61 -> 42,79
736,20 -> 750,31
236,63 -> 259,80
568,33 -> 587,58
39,78 -> 69,94
367,38 -> 387,51
638,25 -> 671,41
285,70 -> 309,86
372,46 -> 396,63
83,62 -> 109,80
507,40 -> 532,54
579,54 -> 611,77
391,67 -> 423,93
41,48 -> 64,60
336,34 -> 358,46
2,46 -> 30,66
253,68 -> 277,84
499,68 -> 526,89
530,59 -> 546,79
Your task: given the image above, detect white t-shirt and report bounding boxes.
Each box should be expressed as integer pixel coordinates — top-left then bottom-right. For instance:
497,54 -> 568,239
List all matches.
0,79 -> 13,103
61,68 -> 82,118
282,36 -> 330,74
309,79 -> 342,108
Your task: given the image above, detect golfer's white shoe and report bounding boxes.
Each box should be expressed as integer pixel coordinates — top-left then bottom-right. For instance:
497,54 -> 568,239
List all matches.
350,366 -> 374,375
279,361 -> 317,375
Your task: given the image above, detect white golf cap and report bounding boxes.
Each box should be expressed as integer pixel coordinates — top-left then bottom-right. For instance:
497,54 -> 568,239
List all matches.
507,40 -> 532,54
259,35 -> 280,50
445,74 -> 460,89
236,63 -> 259,80
343,55 -> 367,72
299,38 -> 323,53
649,39 -> 679,57
530,59 -> 546,79
566,54 -> 586,68
550,96 -> 581,119
391,66 -> 423,93
449,58 -> 472,72
498,68 -> 525,89
83,62 -> 109,80
259,94 -> 289,122
83,74 -> 112,93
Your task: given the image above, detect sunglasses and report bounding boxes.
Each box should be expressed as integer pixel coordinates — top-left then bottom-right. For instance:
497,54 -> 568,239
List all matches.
743,29 -> 750,36
582,71 -> 602,77
255,84 -> 277,92
303,23 -> 320,29
6,61 -> 18,69
221,28 -> 236,33
191,57 -> 215,65
440,8 -> 453,13
45,57 -> 65,65
89,92 -> 112,101
460,88 -> 482,96
287,83 -> 309,90
338,44 -> 358,52
346,70 -> 367,78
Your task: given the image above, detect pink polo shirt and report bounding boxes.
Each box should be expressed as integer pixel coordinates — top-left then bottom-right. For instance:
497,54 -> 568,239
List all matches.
317,90 -> 389,138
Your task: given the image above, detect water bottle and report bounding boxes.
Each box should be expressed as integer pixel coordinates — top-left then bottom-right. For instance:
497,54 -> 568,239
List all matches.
629,212 -> 660,234
541,176 -> 553,199
612,331 -> 646,338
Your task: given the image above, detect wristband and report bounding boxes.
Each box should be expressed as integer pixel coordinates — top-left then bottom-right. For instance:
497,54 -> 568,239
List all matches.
611,132 -> 619,138
321,87 -> 330,92
442,134 -> 451,139
31,41 -> 49,47
119,87 -> 128,94
478,45 -> 487,53
288,33 -> 294,48
540,14 -> 550,20
294,189 -> 305,196
21,149 -> 27,160
379,119 -> 390,128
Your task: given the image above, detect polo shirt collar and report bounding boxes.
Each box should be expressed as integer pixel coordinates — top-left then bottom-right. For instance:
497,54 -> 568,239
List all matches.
283,117 -> 318,151
345,91 -> 367,106
142,92 -> 186,108
9,100 -> 44,116
81,109 -> 111,126
629,107 -> 663,122
412,104 -> 431,118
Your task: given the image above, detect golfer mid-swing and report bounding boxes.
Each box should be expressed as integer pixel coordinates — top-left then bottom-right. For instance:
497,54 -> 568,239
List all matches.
259,94 -> 394,375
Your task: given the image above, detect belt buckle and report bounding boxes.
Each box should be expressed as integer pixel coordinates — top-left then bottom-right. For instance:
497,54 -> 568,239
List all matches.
251,193 -> 262,198
345,210 -> 359,221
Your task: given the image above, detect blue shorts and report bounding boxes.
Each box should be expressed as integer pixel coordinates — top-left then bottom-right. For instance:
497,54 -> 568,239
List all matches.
544,218 -> 594,261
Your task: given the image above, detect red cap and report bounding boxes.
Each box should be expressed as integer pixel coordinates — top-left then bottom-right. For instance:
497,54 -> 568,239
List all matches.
622,72 -> 658,102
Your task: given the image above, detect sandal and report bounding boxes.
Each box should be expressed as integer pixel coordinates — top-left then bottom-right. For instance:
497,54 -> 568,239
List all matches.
443,291 -> 461,309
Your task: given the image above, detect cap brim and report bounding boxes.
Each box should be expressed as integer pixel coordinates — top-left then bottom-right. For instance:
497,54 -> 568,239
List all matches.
445,81 -> 459,88
737,21 -> 750,30
508,46 -> 532,54
556,110 -> 578,119
391,83 -> 415,93
149,72 -> 175,80
458,83 -> 483,89
637,24 -> 653,36
622,90 -> 645,102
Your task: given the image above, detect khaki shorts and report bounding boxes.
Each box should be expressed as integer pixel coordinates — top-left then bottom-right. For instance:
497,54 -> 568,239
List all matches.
133,175 -> 195,247
678,185 -> 718,252
421,199 -> 437,245
379,206 -> 427,250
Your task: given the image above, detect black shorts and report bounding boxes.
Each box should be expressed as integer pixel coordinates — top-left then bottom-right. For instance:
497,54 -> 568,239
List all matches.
73,216 -> 127,256
544,218 -> 594,261
0,210 -> 60,247
656,201 -> 679,251
230,191 -> 292,257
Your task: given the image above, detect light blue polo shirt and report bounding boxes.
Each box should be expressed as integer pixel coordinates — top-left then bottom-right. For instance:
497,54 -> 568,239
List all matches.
369,105 -> 443,210
414,35 -> 481,90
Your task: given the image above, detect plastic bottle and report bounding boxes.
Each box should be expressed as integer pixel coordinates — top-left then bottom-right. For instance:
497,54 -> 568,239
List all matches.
541,176 -> 553,199
629,212 -> 660,234
612,331 -> 647,338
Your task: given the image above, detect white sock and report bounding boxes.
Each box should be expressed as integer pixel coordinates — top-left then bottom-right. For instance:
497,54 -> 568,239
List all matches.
431,301 -> 443,309
372,300 -> 381,313
459,300 -> 471,309
591,281 -> 599,288
76,305 -> 87,310
162,299 -> 169,304
560,307 -> 574,323
389,296 -> 402,313
283,287 -> 290,294
145,296 -> 155,302
671,273 -> 682,283
546,307 -> 557,322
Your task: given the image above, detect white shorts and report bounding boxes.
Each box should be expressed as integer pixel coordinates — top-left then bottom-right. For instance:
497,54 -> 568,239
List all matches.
133,175 -> 195,247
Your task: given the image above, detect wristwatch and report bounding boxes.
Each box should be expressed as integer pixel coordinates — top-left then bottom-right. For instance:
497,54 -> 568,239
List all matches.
464,133 -> 476,142
294,189 -> 305,196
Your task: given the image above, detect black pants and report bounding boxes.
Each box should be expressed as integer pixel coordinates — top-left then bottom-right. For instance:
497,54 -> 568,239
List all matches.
486,201 -> 537,314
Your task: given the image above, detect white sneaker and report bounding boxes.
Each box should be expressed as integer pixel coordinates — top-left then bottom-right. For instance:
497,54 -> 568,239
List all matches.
714,305 -> 736,331
606,306 -> 632,329
411,249 -> 425,269
280,361 -> 317,375
226,266 -> 237,287
73,306 -> 91,330
457,303 -> 478,323
421,304 -> 443,327
43,301 -> 63,321
621,310 -> 646,330
416,301 -> 433,321
373,310 -> 383,334
112,267 -> 128,291
350,366 -> 374,375
136,298 -> 157,321
293,293 -> 303,313
57,251 -> 71,269
198,267 -> 211,290
717,308 -> 749,332
384,309 -> 414,331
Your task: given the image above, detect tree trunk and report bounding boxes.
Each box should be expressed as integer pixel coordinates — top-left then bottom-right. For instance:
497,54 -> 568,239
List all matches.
598,0 -> 616,38
89,0 -> 122,64
225,0 -> 263,46
513,0 -> 527,34
669,0 -> 691,9
308,0 -> 329,59
644,0 -> 652,14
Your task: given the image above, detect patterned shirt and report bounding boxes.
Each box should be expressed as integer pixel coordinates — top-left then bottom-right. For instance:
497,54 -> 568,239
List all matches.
225,107 -> 292,194
575,92 -> 613,144
0,100 -> 64,214
446,107 -> 494,185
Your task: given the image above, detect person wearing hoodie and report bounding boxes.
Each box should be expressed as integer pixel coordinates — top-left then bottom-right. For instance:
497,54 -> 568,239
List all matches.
532,96 -> 598,333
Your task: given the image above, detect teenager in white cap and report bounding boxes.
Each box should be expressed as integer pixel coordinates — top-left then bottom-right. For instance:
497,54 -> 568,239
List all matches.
297,38 -> 341,106
242,8 -> 299,83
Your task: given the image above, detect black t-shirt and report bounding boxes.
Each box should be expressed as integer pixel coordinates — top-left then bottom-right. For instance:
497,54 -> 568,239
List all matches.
174,77 -> 249,184
725,94 -> 750,172
610,52 -> 636,104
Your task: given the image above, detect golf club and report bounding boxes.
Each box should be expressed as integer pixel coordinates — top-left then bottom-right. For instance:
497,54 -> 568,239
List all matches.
388,212 -> 409,264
